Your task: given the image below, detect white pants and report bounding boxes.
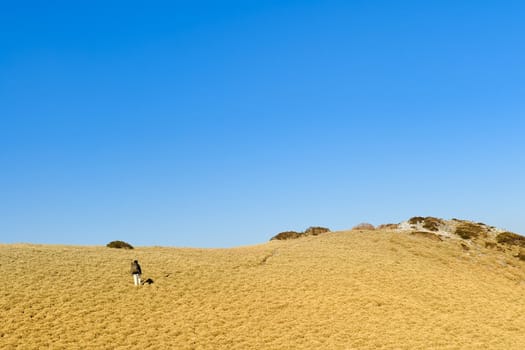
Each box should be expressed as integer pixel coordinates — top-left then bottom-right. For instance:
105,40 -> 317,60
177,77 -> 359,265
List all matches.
133,274 -> 141,286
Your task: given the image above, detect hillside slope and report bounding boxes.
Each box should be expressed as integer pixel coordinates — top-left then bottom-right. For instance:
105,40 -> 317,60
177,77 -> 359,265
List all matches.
1,229 -> 525,349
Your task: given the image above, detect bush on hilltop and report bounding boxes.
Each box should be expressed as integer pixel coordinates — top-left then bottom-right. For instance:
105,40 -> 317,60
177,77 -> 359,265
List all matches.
421,217 -> 444,231
107,240 -> 134,249
408,217 -> 425,225
455,222 -> 485,240
304,227 -> 331,236
496,231 -> 525,248
408,216 -> 444,231
270,231 -> 303,241
270,227 -> 331,241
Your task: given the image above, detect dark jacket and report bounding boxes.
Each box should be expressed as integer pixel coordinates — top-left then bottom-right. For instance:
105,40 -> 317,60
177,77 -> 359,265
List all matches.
130,261 -> 142,275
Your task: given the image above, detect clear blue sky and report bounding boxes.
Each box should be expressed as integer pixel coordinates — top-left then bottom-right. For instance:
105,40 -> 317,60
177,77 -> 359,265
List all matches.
1,1 -> 524,247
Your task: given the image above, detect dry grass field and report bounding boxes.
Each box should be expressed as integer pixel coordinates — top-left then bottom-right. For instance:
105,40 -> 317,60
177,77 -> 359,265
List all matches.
2,229 -> 525,349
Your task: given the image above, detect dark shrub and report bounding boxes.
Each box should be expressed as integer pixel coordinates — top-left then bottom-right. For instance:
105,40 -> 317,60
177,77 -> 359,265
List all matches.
270,231 -> 303,241
408,216 -> 425,224
455,222 -> 485,240
352,223 -> 375,230
304,226 -> 331,236
107,240 -> 134,249
422,217 -> 443,231
496,232 -> 525,248
407,217 -> 443,231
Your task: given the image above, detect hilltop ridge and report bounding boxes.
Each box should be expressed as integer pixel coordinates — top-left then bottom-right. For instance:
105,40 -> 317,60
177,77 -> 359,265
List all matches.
273,216 -> 520,240
271,216 -> 525,262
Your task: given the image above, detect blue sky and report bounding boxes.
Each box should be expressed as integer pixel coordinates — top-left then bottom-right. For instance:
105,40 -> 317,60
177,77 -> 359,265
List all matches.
1,1 -> 524,247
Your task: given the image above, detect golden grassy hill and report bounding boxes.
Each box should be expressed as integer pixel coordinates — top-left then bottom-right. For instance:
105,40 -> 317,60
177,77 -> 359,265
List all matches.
2,228 -> 525,349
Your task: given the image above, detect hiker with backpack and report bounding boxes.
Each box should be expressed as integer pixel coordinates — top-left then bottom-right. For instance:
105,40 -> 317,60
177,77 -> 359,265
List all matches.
130,260 -> 142,286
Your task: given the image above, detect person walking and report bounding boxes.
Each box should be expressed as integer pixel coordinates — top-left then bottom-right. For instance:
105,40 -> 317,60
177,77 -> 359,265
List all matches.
130,260 -> 142,286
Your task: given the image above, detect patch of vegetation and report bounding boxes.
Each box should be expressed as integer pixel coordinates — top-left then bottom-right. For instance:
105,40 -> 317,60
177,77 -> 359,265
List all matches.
496,232 -> 525,248
270,231 -> 303,241
422,217 -> 443,232
304,227 -> 331,236
352,223 -> 375,230
271,226 -> 331,240
455,222 -> 485,240
106,240 -> 134,249
407,216 -> 443,231
408,217 -> 425,225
